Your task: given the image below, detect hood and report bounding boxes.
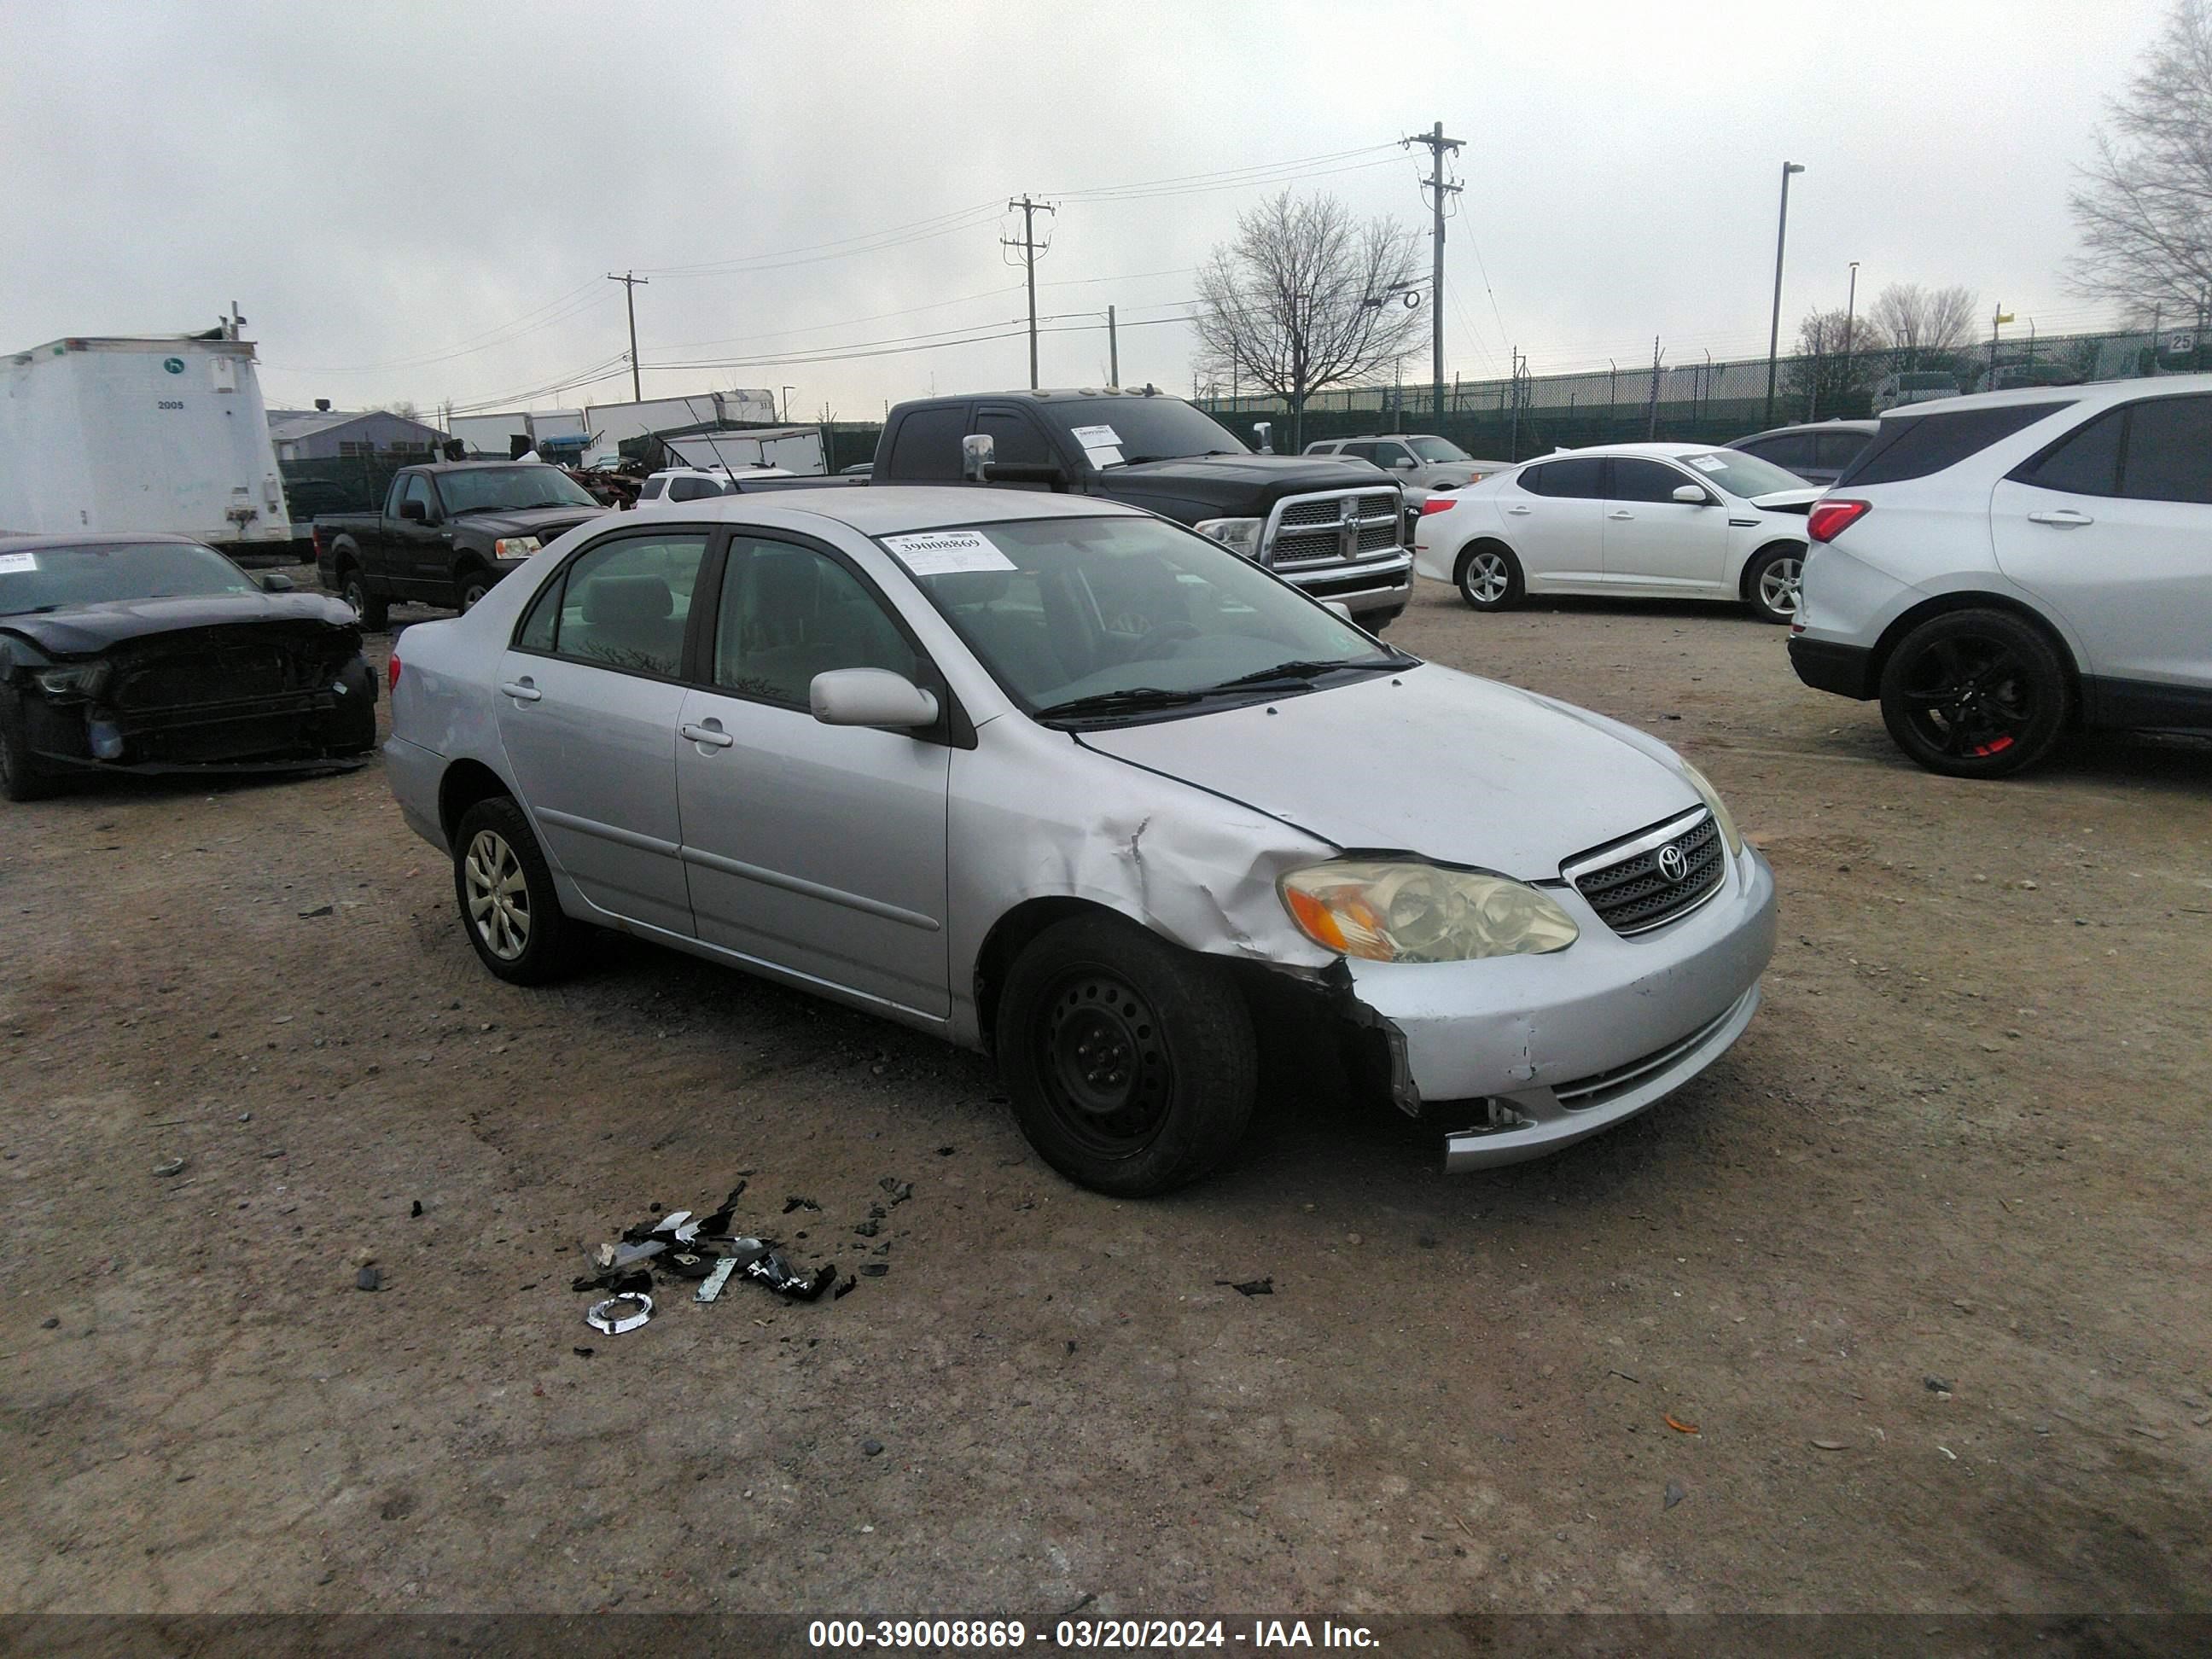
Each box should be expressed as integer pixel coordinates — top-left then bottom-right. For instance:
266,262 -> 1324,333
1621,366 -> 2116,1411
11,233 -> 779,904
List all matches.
1748,487 -> 1822,513
1422,464 -> 1480,487
1076,664 -> 1700,881
448,504 -> 608,539
1103,454 -> 1394,520
0,591 -> 357,655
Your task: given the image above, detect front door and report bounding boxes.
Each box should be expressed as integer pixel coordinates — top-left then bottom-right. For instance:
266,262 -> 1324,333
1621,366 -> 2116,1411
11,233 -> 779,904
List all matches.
393,473 -> 451,598
1992,392 -> 2212,695
1601,457 -> 1731,592
675,533 -> 952,1020
492,527 -> 711,937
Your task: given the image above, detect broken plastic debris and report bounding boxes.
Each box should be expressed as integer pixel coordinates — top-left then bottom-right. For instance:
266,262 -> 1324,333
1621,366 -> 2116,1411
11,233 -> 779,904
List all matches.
695,1257 -> 739,1304
585,1293 -> 654,1334
745,1251 -> 837,1301
782,1196 -> 821,1214
878,1177 -> 913,1202
661,1249 -> 718,1280
591,1239 -> 666,1273
1217,1278 -> 1273,1297
153,1157 -> 186,1178
355,1266 -> 381,1292
1664,1414 -> 1701,1435
649,1210 -> 693,1237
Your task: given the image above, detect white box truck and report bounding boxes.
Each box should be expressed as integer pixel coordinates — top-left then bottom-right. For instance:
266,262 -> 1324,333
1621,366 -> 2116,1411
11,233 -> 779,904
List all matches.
662,424 -> 826,475
581,389 -> 778,466
0,334 -> 294,550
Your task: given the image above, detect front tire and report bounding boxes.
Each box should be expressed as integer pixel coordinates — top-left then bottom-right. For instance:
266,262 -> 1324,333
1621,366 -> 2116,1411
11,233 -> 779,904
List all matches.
1877,608 -> 2071,778
451,795 -> 585,984
1456,543 -> 1525,611
1745,544 -> 1805,624
995,914 -> 1257,1197
0,691 -> 61,802
454,565 -> 492,614
326,656 -> 377,756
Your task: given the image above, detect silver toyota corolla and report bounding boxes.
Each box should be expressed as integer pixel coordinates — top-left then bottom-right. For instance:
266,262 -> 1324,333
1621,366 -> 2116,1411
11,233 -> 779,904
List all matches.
383,486 -> 1776,1196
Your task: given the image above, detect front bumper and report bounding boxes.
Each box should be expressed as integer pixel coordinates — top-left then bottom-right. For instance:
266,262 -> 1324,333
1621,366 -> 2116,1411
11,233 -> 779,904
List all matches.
23,683 -> 370,772
1278,551 -> 1413,623
1344,847 -> 1777,1169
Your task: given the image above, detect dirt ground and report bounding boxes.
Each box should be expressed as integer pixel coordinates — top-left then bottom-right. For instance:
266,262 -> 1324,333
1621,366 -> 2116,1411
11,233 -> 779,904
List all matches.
3,573 -> 2209,1622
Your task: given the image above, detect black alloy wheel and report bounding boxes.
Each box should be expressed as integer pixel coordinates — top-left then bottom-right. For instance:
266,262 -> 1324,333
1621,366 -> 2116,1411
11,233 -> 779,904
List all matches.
1878,608 -> 2070,778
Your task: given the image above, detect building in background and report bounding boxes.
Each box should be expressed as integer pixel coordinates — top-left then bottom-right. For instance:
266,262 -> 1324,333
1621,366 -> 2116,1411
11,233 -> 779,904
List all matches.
268,404 -> 445,462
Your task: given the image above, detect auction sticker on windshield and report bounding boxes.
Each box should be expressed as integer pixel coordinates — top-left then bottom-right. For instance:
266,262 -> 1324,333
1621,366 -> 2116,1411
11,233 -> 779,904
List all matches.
1069,423 -> 1126,467
0,552 -> 39,574
881,530 -> 1019,577
1687,455 -> 1730,474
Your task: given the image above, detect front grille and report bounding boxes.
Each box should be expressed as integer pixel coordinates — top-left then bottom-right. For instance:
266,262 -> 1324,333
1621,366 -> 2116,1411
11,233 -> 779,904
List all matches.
113,641 -> 349,711
1266,488 -> 1401,568
1564,810 -> 1726,935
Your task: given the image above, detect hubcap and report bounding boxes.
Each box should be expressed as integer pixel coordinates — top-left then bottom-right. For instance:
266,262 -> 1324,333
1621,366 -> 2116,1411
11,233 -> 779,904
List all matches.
1901,636 -> 2035,759
1039,969 -> 1172,1156
463,830 -> 531,960
1758,556 -> 1803,616
1466,553 -> 1510,604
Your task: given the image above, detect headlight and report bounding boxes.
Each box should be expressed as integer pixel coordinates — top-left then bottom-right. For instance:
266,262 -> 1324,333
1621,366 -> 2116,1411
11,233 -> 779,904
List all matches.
33,662 -> 109,698
1194,517 -> 1263,558
492,537 -> 542,558
1678,761 -> 1744,856
1280,860 -> 1578,963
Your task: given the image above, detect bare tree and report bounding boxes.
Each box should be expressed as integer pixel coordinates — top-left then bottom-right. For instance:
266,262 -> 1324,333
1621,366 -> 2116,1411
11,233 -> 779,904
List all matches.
1191,189 -> 1423,450
2067,0 -> 2212,323
1784,307 -> 1893,417
1869,283 -> 1978,367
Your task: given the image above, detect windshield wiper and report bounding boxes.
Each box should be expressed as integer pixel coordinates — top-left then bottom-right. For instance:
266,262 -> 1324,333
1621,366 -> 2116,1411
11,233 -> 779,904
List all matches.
1036,686 -> 1205,721
1208,655 -> 1411,690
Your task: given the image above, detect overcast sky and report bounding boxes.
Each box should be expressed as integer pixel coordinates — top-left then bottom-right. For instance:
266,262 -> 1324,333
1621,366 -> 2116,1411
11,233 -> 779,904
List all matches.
1,0 -> 2173,422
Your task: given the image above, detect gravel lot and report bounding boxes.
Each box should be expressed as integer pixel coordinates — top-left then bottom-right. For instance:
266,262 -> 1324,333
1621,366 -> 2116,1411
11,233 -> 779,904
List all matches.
3,575 -> 2208,1620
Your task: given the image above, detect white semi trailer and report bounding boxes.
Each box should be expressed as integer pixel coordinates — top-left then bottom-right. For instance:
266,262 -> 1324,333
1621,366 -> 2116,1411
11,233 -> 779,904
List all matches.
0,333 -> 293,550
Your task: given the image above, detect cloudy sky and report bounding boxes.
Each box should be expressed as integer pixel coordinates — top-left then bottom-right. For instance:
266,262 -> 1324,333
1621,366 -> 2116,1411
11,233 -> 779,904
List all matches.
1,0 -> 2172,423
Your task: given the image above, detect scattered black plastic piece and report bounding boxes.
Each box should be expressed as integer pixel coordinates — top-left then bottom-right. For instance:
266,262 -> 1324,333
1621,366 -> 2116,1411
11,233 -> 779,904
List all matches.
662,1250 -> 718,1280
1218,1278 -> 1273,1297
853,1219 -> 881,1237
696,1182 -> 749,1237
573,1347 -> 595,1359
745,1251 -> 838,1301
859,1263 -> 889,1278
297,905 -> 334,918
355,1266 -> 381,1291
410,1200 -> 423,1218
934,1145 -> 956,1156
878,1177 -> 913,1203
833,1276 -> 857,1300
782,1196 -> 821,1214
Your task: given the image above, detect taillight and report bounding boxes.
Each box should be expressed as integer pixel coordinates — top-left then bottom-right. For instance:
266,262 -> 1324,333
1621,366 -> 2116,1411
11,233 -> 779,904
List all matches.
311,524 -> 326,557
387,651 -> 401,692
1807,499 -> 1870,543
1420,496 -> 1458,515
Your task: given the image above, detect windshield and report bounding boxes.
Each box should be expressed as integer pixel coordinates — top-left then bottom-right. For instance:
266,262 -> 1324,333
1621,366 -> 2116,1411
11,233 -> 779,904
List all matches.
1042,399 -> 1248,467
1406,435 -> 1472,463
880,515 -> 1406,722
1674,451 -> 1810,498
0,541 -> 259,614
436,466 -> 598,514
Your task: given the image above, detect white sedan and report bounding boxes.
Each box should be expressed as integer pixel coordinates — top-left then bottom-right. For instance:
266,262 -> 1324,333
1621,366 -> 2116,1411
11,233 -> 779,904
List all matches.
1414,442 -> 1823,623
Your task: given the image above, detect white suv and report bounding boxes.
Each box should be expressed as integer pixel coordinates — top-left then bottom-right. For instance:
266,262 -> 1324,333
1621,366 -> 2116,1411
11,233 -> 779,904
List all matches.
1791,375 -> 2212,777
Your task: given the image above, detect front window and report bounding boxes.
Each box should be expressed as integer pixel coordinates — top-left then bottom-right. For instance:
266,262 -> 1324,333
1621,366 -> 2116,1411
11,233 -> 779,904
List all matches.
1406,436 -> 1472,463
437,465 -> 598,515
1039,399 -> 1248,467
0,541 -> 259,614
881,515 -> 1406,724
1672,451 -> 1807,499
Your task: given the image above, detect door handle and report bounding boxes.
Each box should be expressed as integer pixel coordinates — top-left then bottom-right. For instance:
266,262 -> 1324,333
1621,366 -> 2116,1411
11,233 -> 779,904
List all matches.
1505,504 -> 1533,515
498,678 -> 541,702
680,720 -> 736,749
1608,509 -> 1635,520
2025,509 -> 2094,527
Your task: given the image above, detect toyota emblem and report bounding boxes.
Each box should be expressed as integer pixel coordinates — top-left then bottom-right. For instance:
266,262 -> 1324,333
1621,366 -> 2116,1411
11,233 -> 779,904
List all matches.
1656,844 -> 1689,883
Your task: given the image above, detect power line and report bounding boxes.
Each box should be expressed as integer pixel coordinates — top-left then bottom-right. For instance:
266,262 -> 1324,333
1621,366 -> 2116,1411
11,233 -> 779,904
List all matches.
1046,143 -> 1399,201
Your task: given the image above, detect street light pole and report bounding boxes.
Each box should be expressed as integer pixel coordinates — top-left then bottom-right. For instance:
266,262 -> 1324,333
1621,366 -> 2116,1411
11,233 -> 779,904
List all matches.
1763,162 -> 1805,428
1842,261 -> 1859,357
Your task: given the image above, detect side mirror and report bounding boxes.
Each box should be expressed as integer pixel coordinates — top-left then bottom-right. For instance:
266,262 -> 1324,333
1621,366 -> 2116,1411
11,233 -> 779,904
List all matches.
1251,422 -> 1273,454
961,432 -> 995,483
810,668 -> 940,731
1390,456 -> 1417,470
259,572 -> 295,593
1672,484 -> 1713,505
398,498 -> 428,522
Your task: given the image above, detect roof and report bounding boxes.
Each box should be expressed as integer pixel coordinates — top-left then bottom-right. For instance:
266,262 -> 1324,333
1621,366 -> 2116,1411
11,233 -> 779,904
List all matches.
270,408 -> 445,444
1876,370 -> 2212,419
1732,419 -> 1878,440
1529,441 -> 1736,461
0,531 -> 206,552
667,484 -> 1138,537
901,387 -> 1174,404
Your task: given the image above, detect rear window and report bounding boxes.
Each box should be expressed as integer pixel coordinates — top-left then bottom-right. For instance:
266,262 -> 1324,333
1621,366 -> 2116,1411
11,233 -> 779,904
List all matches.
1518,457 -> 1604,498
1835,402 -> 2073,488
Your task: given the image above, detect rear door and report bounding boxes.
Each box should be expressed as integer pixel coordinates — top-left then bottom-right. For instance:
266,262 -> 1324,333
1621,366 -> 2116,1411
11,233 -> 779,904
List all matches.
1499,457 -> 1605,586
1600,457 -> 1730,592
672,532 -> 952,1019
1992,392 -> 2212,697
493,526 -> 713,937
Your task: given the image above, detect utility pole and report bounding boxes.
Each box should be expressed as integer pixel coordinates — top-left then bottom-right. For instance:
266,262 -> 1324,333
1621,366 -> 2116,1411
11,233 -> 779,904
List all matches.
1002,195 -> 1055,389
1842,261 -> 1860,357
607,271 -> 649,401
1764,162 -> 1805,428
1405,121 -> 1463,426
1107,305 -> 1119,386
781,386 -> 795,423
1646,335 -> 1662,438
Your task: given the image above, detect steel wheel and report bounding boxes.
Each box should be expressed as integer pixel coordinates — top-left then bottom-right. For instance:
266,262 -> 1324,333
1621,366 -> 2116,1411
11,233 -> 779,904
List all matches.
463,829 -> 531,960
1755,554 -> 1803,620
1895,635 -> 2040,760
1036,968 -> 1174,1158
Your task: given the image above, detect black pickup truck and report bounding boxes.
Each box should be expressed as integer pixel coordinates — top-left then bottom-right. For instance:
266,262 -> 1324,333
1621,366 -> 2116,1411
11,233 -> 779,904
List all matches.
312,462 -> 607,627
870,389 -> 1413,629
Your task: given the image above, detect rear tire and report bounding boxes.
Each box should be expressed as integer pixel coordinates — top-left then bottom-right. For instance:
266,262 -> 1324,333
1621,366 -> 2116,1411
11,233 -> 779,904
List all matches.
0,691 -> 61,802
1745,544 -> 1805,624
995,913 -> 1256,1197
1456,543 -> 1525,611
451,795 -> 585,984
337,563 -> 389,630
1877,608 -> 2071,778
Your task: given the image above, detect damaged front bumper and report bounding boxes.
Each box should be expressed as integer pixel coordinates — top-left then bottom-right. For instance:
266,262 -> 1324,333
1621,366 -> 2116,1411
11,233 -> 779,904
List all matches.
22,685 -> 369,774
1343,846 -> 1777,1170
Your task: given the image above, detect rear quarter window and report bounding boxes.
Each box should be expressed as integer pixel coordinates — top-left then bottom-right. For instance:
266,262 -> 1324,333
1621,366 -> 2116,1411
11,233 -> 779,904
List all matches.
1835,402 -> 2075,488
